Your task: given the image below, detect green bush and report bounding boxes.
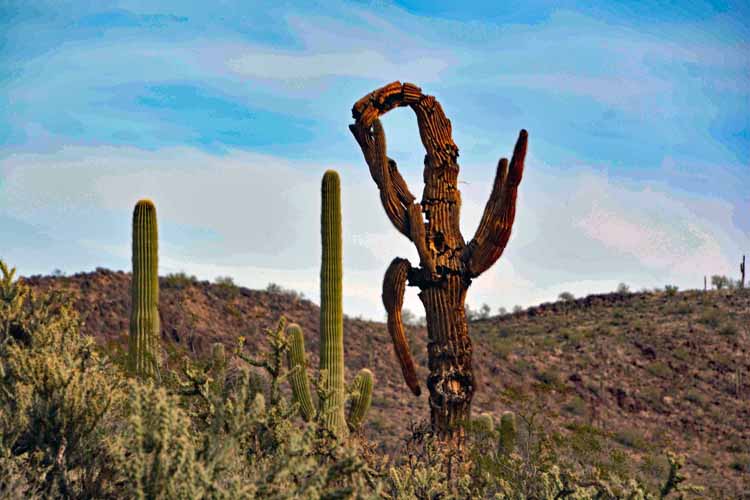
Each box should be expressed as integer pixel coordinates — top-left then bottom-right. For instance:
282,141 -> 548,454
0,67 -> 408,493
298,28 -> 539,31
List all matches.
213,276 -> 240,300
163,271 -> 199,289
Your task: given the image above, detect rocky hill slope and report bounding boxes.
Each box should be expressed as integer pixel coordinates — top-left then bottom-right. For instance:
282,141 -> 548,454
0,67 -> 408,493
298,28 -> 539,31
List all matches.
24,269 -> 750,498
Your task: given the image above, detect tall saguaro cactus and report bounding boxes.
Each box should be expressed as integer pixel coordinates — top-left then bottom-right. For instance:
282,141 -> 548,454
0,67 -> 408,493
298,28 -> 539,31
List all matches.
349,82 -> 528,445
128,199 -> 161,378
320,170 -> 347,435
286,170 -> 374,437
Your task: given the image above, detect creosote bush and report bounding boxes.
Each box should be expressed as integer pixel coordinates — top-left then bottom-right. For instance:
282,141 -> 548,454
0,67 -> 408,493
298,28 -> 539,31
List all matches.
0,260 -> 702,498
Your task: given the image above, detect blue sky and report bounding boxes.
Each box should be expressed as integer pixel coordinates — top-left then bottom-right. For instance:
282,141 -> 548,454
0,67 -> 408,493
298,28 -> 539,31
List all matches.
1,0 -> 748,319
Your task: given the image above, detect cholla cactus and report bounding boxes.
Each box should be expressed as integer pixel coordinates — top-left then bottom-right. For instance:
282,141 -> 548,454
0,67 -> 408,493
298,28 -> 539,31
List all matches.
127,199 -> 161,378
286,171 -> 375,437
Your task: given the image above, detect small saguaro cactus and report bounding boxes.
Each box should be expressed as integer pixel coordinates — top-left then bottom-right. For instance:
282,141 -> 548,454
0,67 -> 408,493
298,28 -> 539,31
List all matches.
349,82 -> 528,445
286,170 -> 374,437
741,255 -> 745,289
497,411 -> 517,455
128,199 -> 161,378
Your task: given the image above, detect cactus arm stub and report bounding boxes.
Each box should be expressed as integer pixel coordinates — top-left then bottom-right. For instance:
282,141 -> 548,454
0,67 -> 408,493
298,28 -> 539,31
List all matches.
286,323 -> 316,421
347,368 -> 374,430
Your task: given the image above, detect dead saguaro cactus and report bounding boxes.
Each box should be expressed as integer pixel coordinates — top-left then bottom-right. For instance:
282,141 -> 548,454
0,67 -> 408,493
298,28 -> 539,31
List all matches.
349,81 -> 528,444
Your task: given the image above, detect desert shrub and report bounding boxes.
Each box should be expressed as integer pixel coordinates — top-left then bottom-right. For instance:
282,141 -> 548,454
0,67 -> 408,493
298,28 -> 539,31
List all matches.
558,291 -> 575,302
164,271 -> 199,289
535,368 -> 562,387
718,323 -> 738,337
646,361 -> 672,379
711,275 -> 730,290
616,282 -> 631,294
513,305 -> 524,314
0,261 -> 125,498
613,427 -> 648,451
265,282 -> 306,301
478,303 -> 491,320
684,388 -> 709,408
214,276 -> 240,300
697,308 -> 722,328
664,285 -> 678,296
729,454 -> 750,472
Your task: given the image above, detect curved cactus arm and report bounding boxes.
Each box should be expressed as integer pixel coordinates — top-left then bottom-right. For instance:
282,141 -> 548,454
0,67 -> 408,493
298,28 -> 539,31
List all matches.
347,368 -> 374,430
351,81 -> 458,171
349,118 -> 414,237
463,130 -> 528,278
382,257 -> 421,396
286,323 -> 316,421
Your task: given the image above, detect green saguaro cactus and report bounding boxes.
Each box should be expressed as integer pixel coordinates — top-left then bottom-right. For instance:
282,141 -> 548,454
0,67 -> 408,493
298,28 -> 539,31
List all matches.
498,411 -> 517,455
287,323 -> 374,434
286,170 -> 375,437
320,169 -> 347,435
128,199 -> 160,378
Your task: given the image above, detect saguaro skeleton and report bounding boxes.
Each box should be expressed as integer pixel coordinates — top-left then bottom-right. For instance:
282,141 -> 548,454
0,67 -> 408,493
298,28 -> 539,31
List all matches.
349,81 -> 528,443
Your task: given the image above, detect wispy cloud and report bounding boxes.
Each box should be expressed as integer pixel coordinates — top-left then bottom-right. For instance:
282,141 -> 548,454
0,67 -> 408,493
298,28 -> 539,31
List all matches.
2,144 -> 746,318
226,49 -> 449,82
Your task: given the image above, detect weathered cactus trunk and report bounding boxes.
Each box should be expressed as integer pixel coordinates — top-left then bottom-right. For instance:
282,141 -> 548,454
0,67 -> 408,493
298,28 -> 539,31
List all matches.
421,280 -> 473,443
350,82 -> 527,445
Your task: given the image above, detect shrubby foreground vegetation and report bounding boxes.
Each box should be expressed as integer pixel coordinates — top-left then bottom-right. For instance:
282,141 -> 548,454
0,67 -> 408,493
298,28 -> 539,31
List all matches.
0,260 -> 702,499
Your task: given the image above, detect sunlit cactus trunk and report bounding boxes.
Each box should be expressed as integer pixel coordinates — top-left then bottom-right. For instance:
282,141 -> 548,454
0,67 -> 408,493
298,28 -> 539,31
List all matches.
320,170 -> 348,437
128,199 -> 160,378
350,82 -> 527,446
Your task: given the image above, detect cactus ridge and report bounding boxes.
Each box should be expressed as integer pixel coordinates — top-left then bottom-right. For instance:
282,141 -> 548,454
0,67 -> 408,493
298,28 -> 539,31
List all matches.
127,199 -> 160,378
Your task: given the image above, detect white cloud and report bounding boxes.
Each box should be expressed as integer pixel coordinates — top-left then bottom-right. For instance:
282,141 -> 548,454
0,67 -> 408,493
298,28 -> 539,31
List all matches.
2,145 -> 747,319
226,48 -> 449,83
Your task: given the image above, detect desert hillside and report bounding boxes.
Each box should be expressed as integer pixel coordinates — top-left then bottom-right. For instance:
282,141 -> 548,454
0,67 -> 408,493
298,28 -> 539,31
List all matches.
24,269 -> 750,497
